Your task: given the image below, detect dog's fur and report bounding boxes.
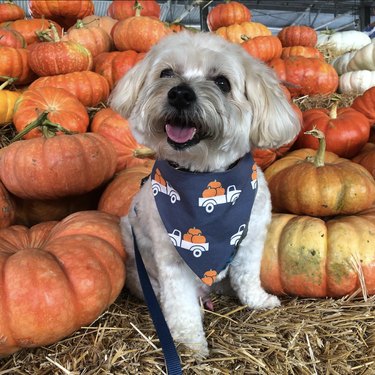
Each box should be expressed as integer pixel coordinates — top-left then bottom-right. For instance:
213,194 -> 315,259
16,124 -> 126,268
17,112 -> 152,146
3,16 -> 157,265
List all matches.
110,31 -> 300,356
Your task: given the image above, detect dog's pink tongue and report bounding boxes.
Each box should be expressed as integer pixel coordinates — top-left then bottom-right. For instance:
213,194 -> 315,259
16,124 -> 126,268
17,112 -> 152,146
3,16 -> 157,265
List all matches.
166,124 -> 196,143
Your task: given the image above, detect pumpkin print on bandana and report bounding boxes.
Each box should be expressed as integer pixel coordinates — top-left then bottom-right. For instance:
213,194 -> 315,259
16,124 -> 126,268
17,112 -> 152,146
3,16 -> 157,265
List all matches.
151,153 -> 258,285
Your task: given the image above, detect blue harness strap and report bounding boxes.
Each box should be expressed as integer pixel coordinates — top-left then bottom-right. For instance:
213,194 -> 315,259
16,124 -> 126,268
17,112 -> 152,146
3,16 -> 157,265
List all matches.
132,228 -> 183,375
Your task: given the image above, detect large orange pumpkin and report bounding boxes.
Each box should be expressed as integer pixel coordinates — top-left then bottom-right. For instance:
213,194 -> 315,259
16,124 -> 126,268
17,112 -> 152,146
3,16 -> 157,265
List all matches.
80,15 -> 118,38
351,86 -> 375,125
98,161 -> 154,217
0,0 -> 25,23
215,21 -> 271,44
265,129 -> 375,217
0,46 -> 37,85
207,1 -> 251,32
0,210 -> 126,356
91,107 -> 155,172
277,25 -> 317,47
269,56 -> 339,97
242,35 -> 282,62
295,104 -> 371,159
260,206 -> 375,298
29,71 -> 110,108
13,87 -> 90,139
107,0 -> 160,20
112,4 -> 172,52
0,28 -> 26,48
0,133 -> 117,200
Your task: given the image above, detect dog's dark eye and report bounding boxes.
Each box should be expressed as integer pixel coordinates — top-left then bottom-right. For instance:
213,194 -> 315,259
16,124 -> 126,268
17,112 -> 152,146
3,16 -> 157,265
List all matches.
214,75 -> 231,93
160,69 -> 175,78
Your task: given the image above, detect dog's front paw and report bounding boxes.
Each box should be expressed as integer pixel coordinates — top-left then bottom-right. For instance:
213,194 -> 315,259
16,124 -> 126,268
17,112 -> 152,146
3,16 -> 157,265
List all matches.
241,288 -> 281,310
174,330 -> 209,358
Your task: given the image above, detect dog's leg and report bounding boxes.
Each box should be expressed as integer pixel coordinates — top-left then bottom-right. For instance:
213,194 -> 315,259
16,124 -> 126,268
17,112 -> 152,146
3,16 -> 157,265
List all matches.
229,172 -> 280,309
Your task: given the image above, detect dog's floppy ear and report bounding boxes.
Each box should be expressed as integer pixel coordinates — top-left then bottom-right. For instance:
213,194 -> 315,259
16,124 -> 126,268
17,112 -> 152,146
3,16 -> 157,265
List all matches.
243,57 -> 301,149
109,53 -> 152,119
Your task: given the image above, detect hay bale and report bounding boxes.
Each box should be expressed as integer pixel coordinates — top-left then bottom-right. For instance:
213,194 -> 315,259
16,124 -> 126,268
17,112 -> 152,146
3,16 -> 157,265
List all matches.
1,292 -> 374,374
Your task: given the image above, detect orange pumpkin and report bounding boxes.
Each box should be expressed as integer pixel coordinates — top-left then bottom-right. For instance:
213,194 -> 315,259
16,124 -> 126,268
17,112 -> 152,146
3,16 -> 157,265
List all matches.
351,86 -> 375,125
0,46 -> 37,85
98,161 -> 154,217
277,25 -> 317,47
0,133 -> 117,200
80,15 -> 118,38
29,71 -> 110,108
242,35 -> 282,62
281,46 -> 323,60
265,129 -> 375,217
13,87 -> 90,139
261,207 -> 375,298
0,28 -> 26,48
0,77 -> 21,125
91,108 -> 155,172
107,0 -> 160,20
0,0 -> 25,23
0,210 -> 126,356
215,21 -> 271,44
269,56 -> 339,97
94,50 -> 145,89
207,1 -> 251,32
112,4 -> 172,52
63,19 -> 112,58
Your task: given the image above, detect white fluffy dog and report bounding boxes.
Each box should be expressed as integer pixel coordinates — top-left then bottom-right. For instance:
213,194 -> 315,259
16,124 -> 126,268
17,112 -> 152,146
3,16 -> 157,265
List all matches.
110,31 -> 300,357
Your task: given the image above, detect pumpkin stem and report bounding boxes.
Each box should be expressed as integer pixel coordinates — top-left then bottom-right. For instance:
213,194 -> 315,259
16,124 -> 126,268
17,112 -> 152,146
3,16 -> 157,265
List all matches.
37,22 -> 60,42
134,0 -> 143,17
75,19 -> 85,29
241,35 -> 250,42
11,111 -> 74,142
0,76 -> 17,90
304,127 -> 326,167
329,103 -> 338,119
133,147 -> 156,159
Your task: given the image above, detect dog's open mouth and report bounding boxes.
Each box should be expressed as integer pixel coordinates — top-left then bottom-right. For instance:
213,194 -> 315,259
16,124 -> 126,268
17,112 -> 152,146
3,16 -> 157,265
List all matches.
165,123 -> 200,149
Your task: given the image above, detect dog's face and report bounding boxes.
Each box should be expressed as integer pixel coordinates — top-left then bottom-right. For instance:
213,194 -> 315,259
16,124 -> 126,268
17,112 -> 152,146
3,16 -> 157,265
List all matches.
110,32 -> 300,172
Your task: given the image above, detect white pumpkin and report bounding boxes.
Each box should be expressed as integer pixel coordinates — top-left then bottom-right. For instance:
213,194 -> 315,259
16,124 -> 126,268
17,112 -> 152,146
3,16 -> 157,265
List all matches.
317,30 -> 371,54
339,70 -> 375,94
331,51 -> 357,75
347,40 -> 375,71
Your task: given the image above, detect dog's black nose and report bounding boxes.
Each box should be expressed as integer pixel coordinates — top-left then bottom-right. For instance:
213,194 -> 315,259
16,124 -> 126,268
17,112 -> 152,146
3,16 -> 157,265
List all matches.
168,84 -> 196,109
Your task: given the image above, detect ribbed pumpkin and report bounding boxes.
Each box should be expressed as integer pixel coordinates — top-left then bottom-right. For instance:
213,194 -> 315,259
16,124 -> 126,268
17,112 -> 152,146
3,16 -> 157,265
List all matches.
94,50 -> 145,89
98,161 -> 154,217
108,0 -> 160,20
0,181 -> 15,229
0,0 -> 25,23
215,21 -> 271,44
29,0 -> 94,29
91,107 -> 155,172
278,25 -> 317,47
242,35 -> 282,62
0,28 -> 25,48
112,3 -> 172,53
1,19 -> 63,45
63,19 -> 112,58
207,1 -> 251,32
13,87 -> 90,139
0,133 -> 117,200
351,85 -> 375,124
296,104 -> 371,159
269,56 -> 339,97
0,46 -> 37,85
0,210 -> 126,356
352,143 -> 375,179
29,71 -> 110,108
28,24 -> 93,76
260,207 -> 375,298
80,15 -> 118,37
281,46 -> 323,60
265,129 -> 375,217
0,78 -> 21,125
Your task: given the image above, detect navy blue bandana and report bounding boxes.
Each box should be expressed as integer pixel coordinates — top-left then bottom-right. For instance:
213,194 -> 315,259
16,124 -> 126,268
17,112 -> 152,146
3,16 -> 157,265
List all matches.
151,153 -> 258,286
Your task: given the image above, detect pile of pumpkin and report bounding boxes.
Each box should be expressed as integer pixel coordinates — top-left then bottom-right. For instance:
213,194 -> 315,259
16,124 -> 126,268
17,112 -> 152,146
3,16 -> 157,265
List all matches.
0,0 -> 374,357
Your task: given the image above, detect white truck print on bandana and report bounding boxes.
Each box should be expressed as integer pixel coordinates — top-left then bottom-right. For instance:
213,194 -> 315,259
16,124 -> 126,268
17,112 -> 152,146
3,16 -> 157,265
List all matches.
198,184 -> 241,213
168,229 -> 209,258
151,168 -> 180,204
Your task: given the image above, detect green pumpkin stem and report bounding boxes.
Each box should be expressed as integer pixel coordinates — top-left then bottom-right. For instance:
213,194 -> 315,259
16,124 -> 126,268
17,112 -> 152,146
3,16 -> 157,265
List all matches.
11,111 -> 74,142
75,19 -> 85,29
0,76 -> 17,90
304,128 -> 326,167
36,21 -> 60,42
134,0 -> 143,17
133,147 -> 156,159
329,103 -> 338,119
